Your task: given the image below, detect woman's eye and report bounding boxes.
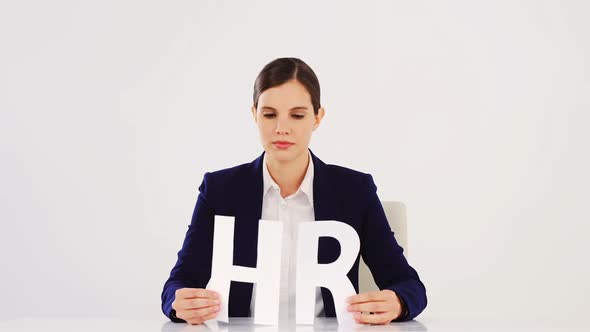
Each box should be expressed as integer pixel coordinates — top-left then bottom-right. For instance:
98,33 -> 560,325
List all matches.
262,113 -> 304,119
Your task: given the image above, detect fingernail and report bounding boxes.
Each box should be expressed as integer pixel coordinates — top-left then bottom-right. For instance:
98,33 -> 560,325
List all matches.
214,299 -> 220,304
346,305 -> 352,312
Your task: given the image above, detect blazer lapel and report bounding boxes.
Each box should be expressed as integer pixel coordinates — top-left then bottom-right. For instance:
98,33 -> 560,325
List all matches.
310,149 -> 341,317
310,149 -> 338,222
239,151 -> 264,222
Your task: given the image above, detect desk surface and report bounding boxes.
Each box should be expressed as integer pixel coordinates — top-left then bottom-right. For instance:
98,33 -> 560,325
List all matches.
0,316 -> 585,332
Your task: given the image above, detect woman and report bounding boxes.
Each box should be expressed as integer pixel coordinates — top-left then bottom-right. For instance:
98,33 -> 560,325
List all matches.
161,58 -> 427,325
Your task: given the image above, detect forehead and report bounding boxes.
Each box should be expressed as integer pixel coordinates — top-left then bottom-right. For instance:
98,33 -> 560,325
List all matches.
258,80 -> 312,109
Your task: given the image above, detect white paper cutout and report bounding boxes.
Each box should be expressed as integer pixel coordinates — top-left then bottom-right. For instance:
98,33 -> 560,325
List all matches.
295,221 -> 359,326
206,216 -> 360,326
206,216 -> 283,325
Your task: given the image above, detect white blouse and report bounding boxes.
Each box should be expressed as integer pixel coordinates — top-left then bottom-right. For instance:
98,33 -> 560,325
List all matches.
250,149 -> 324,321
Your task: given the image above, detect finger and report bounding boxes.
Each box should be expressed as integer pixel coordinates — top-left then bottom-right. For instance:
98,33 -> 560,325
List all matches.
199,311 -> 219,323
176,288 -> 219,300
186,310 -> 218,326
347,291 -> 385,304
176,297 -> 220,311
175,303 -> 218,321
183,305 -> 220,321
186,315 -> 207,326
175,288 -> 194,299
185,318 -> 202,326
347,301 -> 392,313
354,311 -> 395,325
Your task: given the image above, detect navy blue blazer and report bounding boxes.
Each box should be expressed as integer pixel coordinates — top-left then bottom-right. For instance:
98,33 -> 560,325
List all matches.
161,149 -> 427,322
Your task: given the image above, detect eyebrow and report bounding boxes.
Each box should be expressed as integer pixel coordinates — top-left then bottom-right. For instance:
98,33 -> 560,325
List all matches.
260,106 -> 309,112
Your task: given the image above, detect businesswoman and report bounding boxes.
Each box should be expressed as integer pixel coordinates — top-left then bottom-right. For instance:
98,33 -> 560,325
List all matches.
161,58 -> 427,325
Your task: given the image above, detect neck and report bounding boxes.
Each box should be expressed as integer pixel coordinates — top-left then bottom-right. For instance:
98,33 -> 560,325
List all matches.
265,150 -> 310,198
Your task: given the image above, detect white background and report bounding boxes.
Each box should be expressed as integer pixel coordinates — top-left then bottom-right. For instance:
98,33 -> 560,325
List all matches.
1,0 -> 588,324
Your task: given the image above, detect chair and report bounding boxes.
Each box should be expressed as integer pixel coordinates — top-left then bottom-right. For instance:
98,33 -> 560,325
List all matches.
358,201 -> 408,293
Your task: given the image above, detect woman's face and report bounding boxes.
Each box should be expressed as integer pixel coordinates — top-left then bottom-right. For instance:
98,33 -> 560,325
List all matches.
251,79 -> 325,164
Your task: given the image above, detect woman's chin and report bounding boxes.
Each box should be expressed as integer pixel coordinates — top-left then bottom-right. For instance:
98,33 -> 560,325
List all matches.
266,149 -> 297,162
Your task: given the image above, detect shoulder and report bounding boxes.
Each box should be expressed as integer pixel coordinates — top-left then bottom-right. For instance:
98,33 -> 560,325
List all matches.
322,162 -> 378,193
320,162 -> 381,217
198,160 -> 254,193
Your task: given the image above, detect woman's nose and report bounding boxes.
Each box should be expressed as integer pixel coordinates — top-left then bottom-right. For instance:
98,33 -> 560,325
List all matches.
275,117 -> 290,135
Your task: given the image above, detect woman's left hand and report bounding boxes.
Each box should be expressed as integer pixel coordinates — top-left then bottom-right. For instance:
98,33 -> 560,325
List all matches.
346,290 -> 403,325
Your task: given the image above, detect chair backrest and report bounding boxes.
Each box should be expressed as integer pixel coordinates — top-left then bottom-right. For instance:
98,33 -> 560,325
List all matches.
358,201 -> 408,293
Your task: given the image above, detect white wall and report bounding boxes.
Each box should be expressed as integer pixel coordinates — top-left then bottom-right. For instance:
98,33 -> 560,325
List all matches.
1,0 -> 588,323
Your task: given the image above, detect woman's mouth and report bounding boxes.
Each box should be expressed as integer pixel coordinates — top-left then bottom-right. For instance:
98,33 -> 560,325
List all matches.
273,141 -> 294,149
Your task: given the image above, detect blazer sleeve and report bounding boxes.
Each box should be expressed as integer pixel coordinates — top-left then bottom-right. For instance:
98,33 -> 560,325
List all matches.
161,172 -> 216,322
359,174 -> 428,321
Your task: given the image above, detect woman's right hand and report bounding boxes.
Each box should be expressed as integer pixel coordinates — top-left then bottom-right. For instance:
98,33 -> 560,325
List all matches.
171,288 -> 221,325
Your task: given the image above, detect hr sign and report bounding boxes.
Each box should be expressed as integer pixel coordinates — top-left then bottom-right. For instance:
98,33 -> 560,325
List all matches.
206,215 -> 360,325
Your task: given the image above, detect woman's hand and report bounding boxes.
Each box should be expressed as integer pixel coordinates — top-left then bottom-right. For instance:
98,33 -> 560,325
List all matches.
347,290 -> 403,325
171,288 -> 220,325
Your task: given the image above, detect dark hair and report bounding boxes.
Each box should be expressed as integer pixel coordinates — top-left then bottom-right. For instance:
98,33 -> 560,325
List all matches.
253,57 -> 321,115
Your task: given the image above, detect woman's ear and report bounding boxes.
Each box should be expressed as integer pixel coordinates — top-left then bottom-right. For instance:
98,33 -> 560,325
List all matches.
251,106 -> 257,124
313,107 -> 325,130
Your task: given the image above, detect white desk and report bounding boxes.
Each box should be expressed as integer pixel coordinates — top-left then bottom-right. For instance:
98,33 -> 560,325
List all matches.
0,317 -> 584,332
